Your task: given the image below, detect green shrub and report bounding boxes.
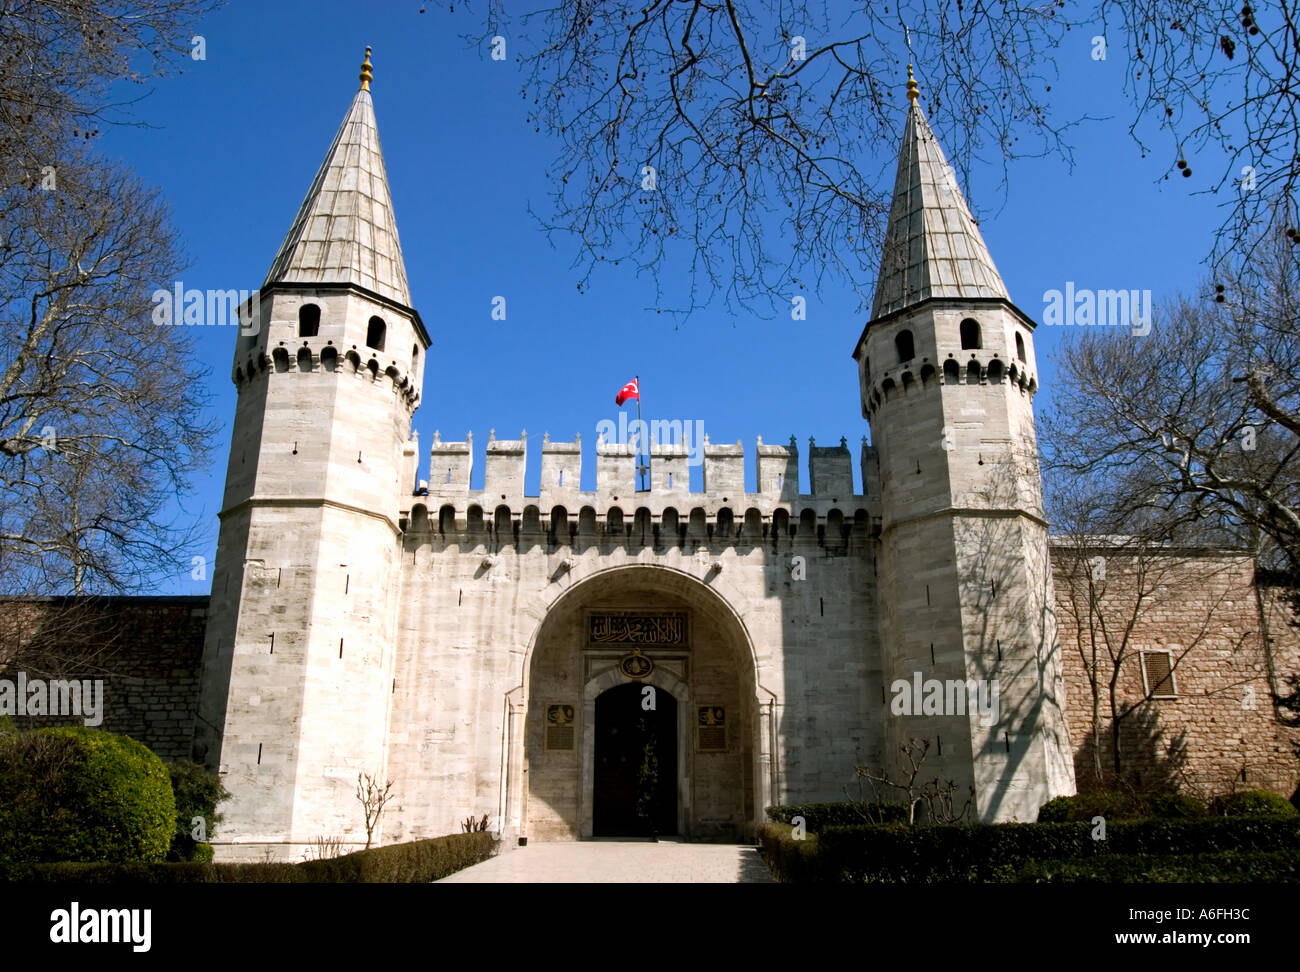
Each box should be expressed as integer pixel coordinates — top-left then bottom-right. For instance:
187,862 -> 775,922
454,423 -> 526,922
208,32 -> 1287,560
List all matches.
757,823 -> 826,883
1209,790 -> 1299,818
192,843 -> 214,864
0,861 -> 305,883
165,761 -> 230,861
1015,849 -> 1300,883
0,727 -> 175,865
1037,791 -> 1207,822
298,831 -> 498,882
765,801 -> 910,831
811,817 -> 1300,883
0,832 -> 498,883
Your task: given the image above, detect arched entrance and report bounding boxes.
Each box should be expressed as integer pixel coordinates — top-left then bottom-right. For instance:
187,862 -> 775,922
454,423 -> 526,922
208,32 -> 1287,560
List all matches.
515,565 -> 764,842
593,681 -> 677,836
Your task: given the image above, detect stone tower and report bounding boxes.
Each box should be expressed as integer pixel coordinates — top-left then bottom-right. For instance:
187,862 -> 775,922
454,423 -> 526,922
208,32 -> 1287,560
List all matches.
196,50 -> 430,858
853,69 -> 1075,821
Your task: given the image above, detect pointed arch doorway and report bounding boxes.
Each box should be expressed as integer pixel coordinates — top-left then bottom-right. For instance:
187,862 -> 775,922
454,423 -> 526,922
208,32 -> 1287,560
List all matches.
513,564 -> 772,842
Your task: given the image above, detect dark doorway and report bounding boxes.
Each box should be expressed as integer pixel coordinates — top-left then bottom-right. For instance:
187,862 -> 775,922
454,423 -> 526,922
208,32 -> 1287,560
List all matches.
594,682 -> 677,837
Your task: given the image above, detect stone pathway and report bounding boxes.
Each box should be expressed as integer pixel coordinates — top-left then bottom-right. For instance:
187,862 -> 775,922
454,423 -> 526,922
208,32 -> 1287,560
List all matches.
436,839 -> 777,883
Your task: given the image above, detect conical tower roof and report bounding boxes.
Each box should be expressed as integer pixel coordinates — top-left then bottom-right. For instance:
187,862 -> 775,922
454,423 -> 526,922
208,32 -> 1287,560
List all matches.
264,49 -> 411,307
870,70 -> 1008,320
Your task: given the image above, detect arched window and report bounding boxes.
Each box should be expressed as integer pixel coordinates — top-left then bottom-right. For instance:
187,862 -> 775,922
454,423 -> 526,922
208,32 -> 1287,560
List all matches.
1015,332 -> 1026,362
987,359 -> 1004,384
895,329 -> 915,363
943,359 -> 960,385
412,343 -> 419,372
366,316 -> 386,351
966,360 -> 981,384
298,304 -> 320,337
960,318 -> 982,350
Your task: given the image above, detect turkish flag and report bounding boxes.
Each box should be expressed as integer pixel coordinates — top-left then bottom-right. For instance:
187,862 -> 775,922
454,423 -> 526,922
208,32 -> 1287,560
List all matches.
615,377 -> 639,406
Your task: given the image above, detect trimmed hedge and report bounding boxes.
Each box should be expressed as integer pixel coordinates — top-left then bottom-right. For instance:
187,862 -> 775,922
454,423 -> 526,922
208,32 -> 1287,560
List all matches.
758,817 -> 1300,883
1037,791 -> 1208,822
0,832 -> 499,883
765,802 -> 911,830
757,823 -> 824,884
297,831 -> 498,882
1015,849 -> 1300,883
1209,790 -> 1299,818
0,727 -> 175,865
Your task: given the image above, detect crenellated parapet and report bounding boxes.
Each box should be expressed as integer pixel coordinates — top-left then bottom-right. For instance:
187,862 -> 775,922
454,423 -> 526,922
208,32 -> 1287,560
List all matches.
404,430 -> 883,543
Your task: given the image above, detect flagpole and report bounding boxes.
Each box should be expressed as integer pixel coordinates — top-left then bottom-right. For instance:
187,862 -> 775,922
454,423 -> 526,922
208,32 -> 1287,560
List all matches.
635,374 -> 649,491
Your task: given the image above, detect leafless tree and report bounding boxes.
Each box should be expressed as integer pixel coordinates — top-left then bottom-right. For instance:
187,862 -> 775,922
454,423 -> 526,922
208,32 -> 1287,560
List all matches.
1042,226 -> 1300,572
438,1 -> 1297,315
356,772 -> 397,850
1,0 -> 222,173
854,738 -> 975,825
0,1 -> 221,594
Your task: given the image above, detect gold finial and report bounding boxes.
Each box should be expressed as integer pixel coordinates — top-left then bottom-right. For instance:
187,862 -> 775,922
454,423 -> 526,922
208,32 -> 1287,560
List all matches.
906,63 -> 919,102
359,46 -> 373,91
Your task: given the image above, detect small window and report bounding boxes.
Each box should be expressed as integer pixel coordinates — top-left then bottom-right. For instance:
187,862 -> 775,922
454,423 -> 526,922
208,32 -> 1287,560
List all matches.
943,359 -> 960,384
960,318 -> 982,350
1015,332 -> 1026,362
298,304 -> 320,337
366,316 -> 386,351
966,360 -> 981,384
1140,650 -> 1177,698
895,329 -> 914,363
412,342 -> 419,372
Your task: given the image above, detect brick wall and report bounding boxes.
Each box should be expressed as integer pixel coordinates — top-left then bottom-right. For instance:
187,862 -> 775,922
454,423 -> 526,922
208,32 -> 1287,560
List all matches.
1050,547 -> 1300,801
0,596 -> 209,761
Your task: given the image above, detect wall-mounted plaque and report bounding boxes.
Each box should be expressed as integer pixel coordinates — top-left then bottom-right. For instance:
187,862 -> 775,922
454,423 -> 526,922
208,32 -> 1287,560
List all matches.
589,611 -> 688,649
619,649 -> 654,679
697,705 -> 726,751
545,704 -> 575,751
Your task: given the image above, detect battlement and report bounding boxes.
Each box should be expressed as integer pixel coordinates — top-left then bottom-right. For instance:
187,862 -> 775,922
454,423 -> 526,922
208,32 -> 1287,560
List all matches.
408,430 -> 881,537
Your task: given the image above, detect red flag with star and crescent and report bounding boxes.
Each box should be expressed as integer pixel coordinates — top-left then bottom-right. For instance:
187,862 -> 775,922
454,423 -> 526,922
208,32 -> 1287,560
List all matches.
615,377 -> 639,406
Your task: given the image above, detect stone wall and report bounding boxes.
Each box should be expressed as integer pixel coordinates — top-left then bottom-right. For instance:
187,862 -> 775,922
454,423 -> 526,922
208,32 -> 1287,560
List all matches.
1050,545 -> 1300,801
0,596 -> 208,761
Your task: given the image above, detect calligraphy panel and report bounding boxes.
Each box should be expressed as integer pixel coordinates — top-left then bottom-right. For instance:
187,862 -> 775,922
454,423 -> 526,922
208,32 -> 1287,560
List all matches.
587,611 -> 688,649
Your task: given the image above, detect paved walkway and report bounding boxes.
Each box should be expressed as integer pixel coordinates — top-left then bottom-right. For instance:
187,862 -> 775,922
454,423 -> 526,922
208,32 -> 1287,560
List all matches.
437,839 -> 777,883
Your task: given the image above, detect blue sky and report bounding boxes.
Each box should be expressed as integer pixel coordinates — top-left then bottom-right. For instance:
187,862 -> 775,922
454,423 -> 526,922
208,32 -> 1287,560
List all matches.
95,2 -> 1230,593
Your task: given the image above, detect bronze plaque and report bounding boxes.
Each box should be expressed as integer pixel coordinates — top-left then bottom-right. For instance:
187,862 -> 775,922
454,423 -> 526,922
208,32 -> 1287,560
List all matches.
697,727 -> 726,752
589,611 -> 687,649
697,706 -> 726,751
698,706 -> 725,726
546,725 -> 575,751
545,705 -> 575,751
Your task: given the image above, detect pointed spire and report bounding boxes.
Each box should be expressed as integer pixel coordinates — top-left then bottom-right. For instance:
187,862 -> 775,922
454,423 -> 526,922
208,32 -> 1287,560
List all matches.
870,67 -> 1008,320
263,49 -> 412,307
